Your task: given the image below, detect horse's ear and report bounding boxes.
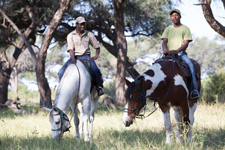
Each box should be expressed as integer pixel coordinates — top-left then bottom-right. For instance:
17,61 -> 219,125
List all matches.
43,107 -> 52,113
125,78 -> 131,86
53,107 -> 59,113
139,78 -> 144,85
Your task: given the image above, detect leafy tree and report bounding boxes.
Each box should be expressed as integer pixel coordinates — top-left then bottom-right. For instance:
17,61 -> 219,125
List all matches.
0,0 -> 70,108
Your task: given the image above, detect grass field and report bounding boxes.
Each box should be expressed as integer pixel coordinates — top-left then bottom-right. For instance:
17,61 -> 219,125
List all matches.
0,99 -> 225,150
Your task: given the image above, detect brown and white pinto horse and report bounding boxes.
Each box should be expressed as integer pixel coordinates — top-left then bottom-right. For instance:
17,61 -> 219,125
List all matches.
122,56 -> 201,144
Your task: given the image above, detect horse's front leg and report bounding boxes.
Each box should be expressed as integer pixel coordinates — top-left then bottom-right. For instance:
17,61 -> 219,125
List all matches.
173,106 -> 184,143
163,110 -> 172,144
89,96 -> 98,139
71,104 -> 80,140
187,102 -> 197,143
82,97 -> 90,142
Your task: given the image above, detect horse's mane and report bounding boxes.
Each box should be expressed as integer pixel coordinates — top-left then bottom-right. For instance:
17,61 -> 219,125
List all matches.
125,82 -> 135,101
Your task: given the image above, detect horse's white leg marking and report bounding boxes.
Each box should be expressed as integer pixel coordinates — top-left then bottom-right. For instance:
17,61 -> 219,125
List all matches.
77,102 -> 84,138
187,102 -> 197,142
174,74 -> 189,98
89,95 -> 98,139
163,111 -> 172,144
173,106 -> 183,143
82,96 -> 91,142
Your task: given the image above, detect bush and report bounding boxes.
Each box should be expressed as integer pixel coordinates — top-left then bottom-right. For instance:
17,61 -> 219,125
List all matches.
202,68 -> 225,103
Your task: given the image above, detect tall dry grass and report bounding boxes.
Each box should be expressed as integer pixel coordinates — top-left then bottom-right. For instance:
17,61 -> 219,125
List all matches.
0,100 -> 224,150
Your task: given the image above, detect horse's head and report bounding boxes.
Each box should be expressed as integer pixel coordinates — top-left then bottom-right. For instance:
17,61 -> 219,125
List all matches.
44,107 -> 71,140
123,78 -> 146,127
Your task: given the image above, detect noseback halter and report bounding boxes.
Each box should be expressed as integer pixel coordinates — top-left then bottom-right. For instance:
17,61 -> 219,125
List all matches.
51,107 -> 71,132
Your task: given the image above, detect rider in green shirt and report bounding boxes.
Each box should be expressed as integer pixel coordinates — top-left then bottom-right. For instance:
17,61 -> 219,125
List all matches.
161,9 -> 199,100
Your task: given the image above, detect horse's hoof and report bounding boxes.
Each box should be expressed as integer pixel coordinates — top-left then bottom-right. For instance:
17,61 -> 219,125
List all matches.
84,138 -> 90,142
75,136 -> 80,141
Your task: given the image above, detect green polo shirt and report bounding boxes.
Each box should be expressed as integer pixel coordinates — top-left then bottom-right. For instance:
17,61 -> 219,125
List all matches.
161,25 -> 192,50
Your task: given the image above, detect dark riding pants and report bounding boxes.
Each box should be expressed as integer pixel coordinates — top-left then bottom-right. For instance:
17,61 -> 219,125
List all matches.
58,55 -> 103,88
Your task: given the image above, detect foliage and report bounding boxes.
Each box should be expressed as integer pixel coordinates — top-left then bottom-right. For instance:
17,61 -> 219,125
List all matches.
8,83 -> 39,101
0,0 -> 60,47
202,67 -> 225,103
188,36 -> 225,74
102,80 -> 116,99
54,0 -> 173,44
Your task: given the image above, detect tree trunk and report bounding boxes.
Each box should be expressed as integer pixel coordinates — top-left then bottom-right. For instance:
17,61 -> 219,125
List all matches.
36,64 -> 52,107
0,61 -> 10,105
10,67 -> 18,95
113,0 -> 127,106
37,0 -> 71,108
199,0 -> 225,37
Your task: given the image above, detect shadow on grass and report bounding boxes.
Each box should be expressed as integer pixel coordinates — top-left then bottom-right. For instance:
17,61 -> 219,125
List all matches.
97,128 -> 225,149
0,136 -> 98,150
0,128 -> 224,150
200,128 -> 225,149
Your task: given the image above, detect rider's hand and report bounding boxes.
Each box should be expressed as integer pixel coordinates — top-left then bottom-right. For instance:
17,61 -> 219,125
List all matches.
163,49 -> 169,55
88,55 -> 98,60
70,58 -> 76,64
168,50 -> 178,55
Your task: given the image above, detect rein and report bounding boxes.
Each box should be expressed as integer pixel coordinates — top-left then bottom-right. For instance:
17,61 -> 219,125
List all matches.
75,62 -> 81,104
124,55 -> 175,119
51,62 -> 82,133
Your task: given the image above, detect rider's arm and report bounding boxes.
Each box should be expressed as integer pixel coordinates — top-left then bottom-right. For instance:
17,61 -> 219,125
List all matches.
176,40 -> 189,53
162,38 -> 169,55
88,48 -> 100,60
68,50 -> 76,64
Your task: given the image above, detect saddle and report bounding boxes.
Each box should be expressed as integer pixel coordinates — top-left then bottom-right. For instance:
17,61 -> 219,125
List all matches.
155,55 -> 200,80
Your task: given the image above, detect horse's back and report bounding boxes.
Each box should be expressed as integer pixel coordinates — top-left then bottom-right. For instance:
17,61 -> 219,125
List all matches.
55,61 -> 91,105
154,56 -> 201,100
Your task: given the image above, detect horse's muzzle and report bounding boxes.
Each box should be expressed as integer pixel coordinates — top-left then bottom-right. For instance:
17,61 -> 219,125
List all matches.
125,120 -> 133,127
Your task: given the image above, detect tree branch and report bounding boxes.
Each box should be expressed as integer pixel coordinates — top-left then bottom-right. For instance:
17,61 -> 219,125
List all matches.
199,0 -> 225,37
0,8 -> 38,64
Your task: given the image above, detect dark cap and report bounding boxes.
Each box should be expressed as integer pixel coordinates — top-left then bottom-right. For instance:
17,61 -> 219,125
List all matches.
170,9 -> 181,16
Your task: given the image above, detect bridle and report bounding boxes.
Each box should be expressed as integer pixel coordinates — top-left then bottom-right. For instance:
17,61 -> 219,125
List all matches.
124,55 -> 175,119
51,107 -> 71,133
124,82 -> 148,118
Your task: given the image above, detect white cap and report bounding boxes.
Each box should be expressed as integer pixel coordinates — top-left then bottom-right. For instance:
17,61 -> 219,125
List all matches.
75,16 -> 86,24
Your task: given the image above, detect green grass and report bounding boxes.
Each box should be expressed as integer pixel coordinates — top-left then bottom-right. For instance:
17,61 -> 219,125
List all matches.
0,100 -> 225,150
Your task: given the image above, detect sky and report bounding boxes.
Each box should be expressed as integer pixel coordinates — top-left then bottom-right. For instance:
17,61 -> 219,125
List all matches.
173,0 -> 225,39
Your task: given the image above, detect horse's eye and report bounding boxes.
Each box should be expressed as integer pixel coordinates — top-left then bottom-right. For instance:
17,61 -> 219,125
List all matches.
55,121 -> 60,124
